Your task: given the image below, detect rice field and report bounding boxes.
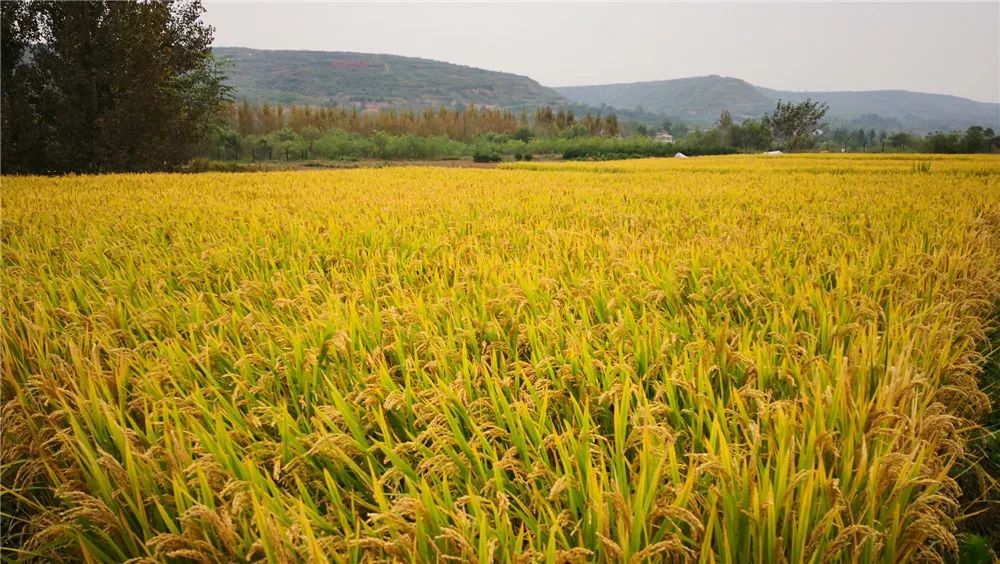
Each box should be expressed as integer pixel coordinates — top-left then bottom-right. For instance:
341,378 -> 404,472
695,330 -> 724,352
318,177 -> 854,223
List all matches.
3,154 -> 1000,562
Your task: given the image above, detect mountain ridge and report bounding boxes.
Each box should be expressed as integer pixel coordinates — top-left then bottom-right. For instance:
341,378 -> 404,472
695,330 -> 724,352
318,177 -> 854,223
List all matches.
555,76 -> 996,105
214,46 -> 566,110
555,75 -> 999,132
214,48 -> 1000,133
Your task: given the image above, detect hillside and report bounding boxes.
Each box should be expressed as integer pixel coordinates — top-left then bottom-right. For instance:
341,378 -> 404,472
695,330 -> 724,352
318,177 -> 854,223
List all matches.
556,76 -> 775,125
758,87 -> 1000,133
214,48 -> 999,132
214,47 -> 566,110
556,76 -> 1000,132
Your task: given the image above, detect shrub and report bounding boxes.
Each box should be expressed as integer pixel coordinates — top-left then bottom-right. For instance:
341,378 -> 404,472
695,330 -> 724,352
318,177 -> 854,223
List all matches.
473,151 -> 502,163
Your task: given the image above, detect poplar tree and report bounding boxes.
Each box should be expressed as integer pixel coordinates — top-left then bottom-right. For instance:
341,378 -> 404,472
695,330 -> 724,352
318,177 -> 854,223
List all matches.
1,0 -> 230,173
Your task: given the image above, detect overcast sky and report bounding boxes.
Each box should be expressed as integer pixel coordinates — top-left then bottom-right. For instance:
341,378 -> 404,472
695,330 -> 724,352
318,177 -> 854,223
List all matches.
203,2 -> 1000,103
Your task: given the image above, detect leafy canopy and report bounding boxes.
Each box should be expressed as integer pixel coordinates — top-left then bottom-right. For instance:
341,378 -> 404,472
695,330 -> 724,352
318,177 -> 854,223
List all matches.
762,98 -> 829,151
0,0 -> 230,173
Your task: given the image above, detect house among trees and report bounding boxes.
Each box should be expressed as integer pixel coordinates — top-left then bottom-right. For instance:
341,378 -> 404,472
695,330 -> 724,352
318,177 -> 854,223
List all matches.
655,131 -> 674,143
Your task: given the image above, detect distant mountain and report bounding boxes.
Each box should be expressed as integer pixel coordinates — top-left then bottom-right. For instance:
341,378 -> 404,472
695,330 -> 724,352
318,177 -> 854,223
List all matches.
555,76 -> 1000,133
214,49 -> 999,133
214,47 -> 566,110
758,87 -> 1000,133
556,76 -> 774,125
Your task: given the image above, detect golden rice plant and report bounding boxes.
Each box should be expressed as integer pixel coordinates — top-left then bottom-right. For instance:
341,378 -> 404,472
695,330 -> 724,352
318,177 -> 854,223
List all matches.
2,153 -> 999,562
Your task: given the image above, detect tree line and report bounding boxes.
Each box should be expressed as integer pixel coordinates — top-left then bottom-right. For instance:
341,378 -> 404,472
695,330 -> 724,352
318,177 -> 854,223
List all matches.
639,102 -> 998,155
229,101 -> 621,142
816,126 -> 997,153
206,101 -> 630,164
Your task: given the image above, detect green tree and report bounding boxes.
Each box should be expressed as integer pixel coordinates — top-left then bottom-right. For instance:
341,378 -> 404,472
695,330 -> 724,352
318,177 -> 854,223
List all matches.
831,128 -> 851,149
512,127 -> 533,143
961,126 -> 989,153
924,131 -> 962,153
2,0 -> 230,173
731,119 -> 772,151
716,110 -> 734,147
1,2 -> 44,171
661,118 -> 689,137
856,129 -> 868,151
717,110 -> 734,129
761,98 -> 829,151
888,132 -> 920,151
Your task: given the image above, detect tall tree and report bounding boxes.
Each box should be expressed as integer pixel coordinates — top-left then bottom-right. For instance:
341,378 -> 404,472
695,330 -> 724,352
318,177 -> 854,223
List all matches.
888,132 -> 914,150
1,0 -> 230,173
604,114 -> 620,137
1,2 -> 43,170
961,126 -> 989,153
761,98 -> 829,151
237,98 -> 256,135
716,110 -> 734,147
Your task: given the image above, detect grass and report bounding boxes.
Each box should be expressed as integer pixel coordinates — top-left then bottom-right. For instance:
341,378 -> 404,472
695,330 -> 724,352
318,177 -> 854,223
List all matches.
2,154 -> 1000,562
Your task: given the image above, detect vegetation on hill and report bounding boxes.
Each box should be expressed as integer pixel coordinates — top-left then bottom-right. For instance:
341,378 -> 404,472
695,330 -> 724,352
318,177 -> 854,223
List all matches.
556,75 -> 775,125
214,47 -> 672,130
213,48 -> 999,137
214,47 -> 566,110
